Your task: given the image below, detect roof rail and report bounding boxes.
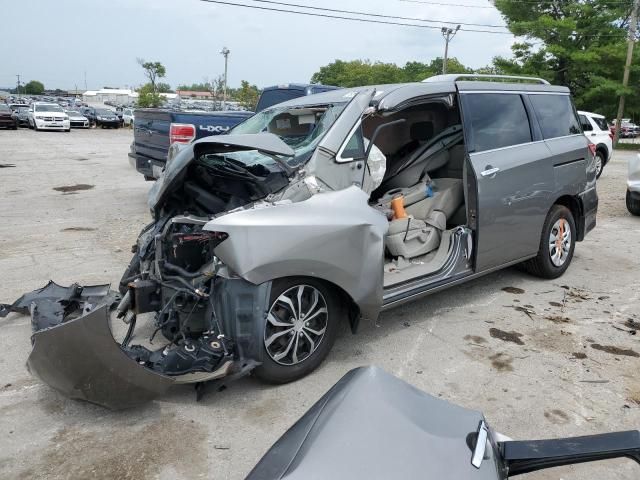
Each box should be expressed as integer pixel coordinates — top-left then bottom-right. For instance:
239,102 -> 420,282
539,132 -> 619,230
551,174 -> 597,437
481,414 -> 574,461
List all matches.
423,74 -> 550,85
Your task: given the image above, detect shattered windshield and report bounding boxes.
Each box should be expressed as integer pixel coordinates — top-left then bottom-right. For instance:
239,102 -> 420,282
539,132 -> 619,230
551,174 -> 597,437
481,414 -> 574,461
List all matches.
231,103 -> 347,166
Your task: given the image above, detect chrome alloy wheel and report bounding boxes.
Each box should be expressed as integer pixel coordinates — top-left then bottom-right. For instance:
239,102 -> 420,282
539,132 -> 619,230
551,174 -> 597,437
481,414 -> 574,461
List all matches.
548,218 -> 571,267
264,285 -> 328,366
595,154 -> 603,178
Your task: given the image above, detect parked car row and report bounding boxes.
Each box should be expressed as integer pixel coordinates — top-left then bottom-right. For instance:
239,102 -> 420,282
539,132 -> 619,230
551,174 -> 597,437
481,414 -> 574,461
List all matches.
2,101 -> 132,131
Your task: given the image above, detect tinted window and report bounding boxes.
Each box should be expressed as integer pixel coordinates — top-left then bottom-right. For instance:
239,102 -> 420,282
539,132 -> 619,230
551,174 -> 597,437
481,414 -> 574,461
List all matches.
579,115 -> 593,131
464,93 -> 532,153
593,117 -> 608,131
341,125 -> 365,159
530,94 -> 581,139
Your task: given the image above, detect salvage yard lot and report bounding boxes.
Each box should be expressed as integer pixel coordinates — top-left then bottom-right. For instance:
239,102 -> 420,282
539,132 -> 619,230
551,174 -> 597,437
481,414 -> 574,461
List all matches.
0,128 -> 639,479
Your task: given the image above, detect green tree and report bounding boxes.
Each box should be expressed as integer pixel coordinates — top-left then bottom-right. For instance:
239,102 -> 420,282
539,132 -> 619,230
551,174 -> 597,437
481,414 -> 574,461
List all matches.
493,0 -> 637,118
24,80 -> 45,95
310,58 -> 473,87
137,58 -> 167,93
236,80 -> 260,110
137,83 -> 163,108
156,82 -> 173,93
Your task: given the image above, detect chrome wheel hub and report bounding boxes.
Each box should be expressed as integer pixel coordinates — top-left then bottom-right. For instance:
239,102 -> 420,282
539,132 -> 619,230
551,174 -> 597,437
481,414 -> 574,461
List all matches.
264,285 -> 328,366
595,155 -> 603,177
548,218 -> 571,267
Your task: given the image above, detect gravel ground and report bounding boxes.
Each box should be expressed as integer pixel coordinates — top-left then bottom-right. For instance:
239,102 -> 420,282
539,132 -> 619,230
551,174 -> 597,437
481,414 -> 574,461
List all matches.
0,128 -> 639,479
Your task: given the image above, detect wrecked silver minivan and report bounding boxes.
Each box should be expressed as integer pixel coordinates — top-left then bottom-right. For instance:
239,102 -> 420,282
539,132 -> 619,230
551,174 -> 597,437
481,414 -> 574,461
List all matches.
8,75 -> 598,408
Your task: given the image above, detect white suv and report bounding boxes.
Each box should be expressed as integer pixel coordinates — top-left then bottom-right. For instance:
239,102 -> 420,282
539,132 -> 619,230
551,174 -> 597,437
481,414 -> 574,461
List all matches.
578,110 -> 613,178
28,102 -> 70,132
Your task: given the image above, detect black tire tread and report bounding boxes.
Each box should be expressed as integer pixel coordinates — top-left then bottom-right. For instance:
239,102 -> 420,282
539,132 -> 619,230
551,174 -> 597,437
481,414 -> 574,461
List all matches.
254,277 -> 344,384
627,190 -> 640,216
521,205 -> 575,279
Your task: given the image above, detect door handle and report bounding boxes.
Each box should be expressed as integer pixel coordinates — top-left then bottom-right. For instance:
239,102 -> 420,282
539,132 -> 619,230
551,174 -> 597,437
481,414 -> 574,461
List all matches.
590,133 -> 597,136
480,167 -> 500,177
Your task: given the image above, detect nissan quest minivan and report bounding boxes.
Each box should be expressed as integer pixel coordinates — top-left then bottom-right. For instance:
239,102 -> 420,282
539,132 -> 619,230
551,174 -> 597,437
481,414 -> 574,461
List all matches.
24,75 -> 598,408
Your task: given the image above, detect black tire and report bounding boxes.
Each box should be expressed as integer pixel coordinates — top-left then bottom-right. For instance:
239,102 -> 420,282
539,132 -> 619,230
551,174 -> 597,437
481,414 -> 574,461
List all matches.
627,190 -> 640,216
521,205 -> 576,279
595,150 -> 606,179
254,277 -> 344,384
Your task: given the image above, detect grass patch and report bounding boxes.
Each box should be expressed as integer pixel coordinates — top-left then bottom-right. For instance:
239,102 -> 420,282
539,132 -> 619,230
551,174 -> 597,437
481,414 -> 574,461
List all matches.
615,142 -> 640,150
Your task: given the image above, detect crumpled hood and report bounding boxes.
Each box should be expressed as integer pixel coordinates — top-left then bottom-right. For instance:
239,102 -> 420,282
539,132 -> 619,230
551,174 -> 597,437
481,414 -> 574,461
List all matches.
148,133 -> 294,212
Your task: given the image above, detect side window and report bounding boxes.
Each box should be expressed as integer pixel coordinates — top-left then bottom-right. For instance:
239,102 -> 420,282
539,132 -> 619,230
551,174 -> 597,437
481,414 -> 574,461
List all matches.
593,117 -> 609,131
529,94 -> 581,139
339,124 -> 365,160
579,115 -> 593,131
463,93 -> 532,153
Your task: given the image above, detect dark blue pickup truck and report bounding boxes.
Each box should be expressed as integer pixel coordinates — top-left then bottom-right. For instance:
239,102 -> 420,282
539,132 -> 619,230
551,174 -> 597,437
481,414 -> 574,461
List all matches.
129,109 -> 253,180
129,83 -> 339,179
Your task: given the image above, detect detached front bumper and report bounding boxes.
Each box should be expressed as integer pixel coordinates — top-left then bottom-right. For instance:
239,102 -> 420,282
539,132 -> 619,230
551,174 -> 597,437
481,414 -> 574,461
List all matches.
27,305 -> 176,409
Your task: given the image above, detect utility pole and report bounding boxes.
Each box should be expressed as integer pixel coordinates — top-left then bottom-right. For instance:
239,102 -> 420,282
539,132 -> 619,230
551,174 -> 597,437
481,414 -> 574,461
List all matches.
84,71 -> 87,91
221,47 -> 230,110
16,74 -> 21,97
441,25 -> 460,75
614,0 -> 639,145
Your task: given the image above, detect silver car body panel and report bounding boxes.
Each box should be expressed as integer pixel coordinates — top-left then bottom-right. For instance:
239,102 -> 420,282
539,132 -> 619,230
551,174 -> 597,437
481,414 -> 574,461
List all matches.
204,187 -> 388,320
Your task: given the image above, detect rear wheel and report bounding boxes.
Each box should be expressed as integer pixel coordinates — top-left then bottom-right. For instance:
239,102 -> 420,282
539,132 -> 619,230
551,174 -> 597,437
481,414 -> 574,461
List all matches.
521,205 -> 576,279
627,190 -> 640,216
254,278 -> 344,384
595,150 -> 605,179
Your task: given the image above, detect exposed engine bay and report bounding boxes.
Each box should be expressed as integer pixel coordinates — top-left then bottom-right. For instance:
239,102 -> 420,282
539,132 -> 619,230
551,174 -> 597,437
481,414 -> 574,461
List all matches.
1,88 -> 476,409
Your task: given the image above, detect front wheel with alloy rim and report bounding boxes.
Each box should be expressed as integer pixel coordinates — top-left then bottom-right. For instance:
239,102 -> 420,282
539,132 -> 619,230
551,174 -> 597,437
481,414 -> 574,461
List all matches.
595,151 -> 605,179
521,205 -> 576,279
254,278 -> 344,384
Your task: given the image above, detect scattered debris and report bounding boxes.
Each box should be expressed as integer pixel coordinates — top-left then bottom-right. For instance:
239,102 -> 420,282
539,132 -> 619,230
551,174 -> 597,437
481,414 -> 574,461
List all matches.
572,352 -> 587,359
489,353 -> 514,372
579,379 -> 609,384
53,184 -> 94,193
549,301 -> 563,307
544,409 -> 570,424
502,286 -> 525,294
598,296 -> 610,301
402,321 -> 411,327
61,227 -> 97,232
0,163 -> 16,168
625,319 -> 640,330
489,328 -> 525,345
591,344 -> 639,358
214,445 -> 230,450
464,335 -> 487,344
545,314 -> 571,324
612,325 -> 636,335
510,305 -> 535,320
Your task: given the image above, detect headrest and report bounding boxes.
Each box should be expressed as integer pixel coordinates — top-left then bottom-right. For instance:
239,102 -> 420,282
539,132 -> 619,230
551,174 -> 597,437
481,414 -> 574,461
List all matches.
410,122 -> 434,142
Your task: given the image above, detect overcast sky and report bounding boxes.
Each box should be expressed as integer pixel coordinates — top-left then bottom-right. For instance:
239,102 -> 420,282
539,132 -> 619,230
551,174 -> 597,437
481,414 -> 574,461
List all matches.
1,0 -> 515,91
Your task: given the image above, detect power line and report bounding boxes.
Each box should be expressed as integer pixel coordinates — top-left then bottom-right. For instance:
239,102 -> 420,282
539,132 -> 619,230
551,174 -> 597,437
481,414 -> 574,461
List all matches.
199,0 -> 514,34
201,0 -> 631,39
399,0 -> 494,9
244,0 -> 508,29
400,0 -> 632,6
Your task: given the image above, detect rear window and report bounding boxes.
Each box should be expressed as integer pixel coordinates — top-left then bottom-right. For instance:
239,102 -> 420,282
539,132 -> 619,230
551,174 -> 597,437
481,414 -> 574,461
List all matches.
463,93 -> 532,153
529,94 -> 581,139
592,116 -> 608,131
579,115 -> 593,131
